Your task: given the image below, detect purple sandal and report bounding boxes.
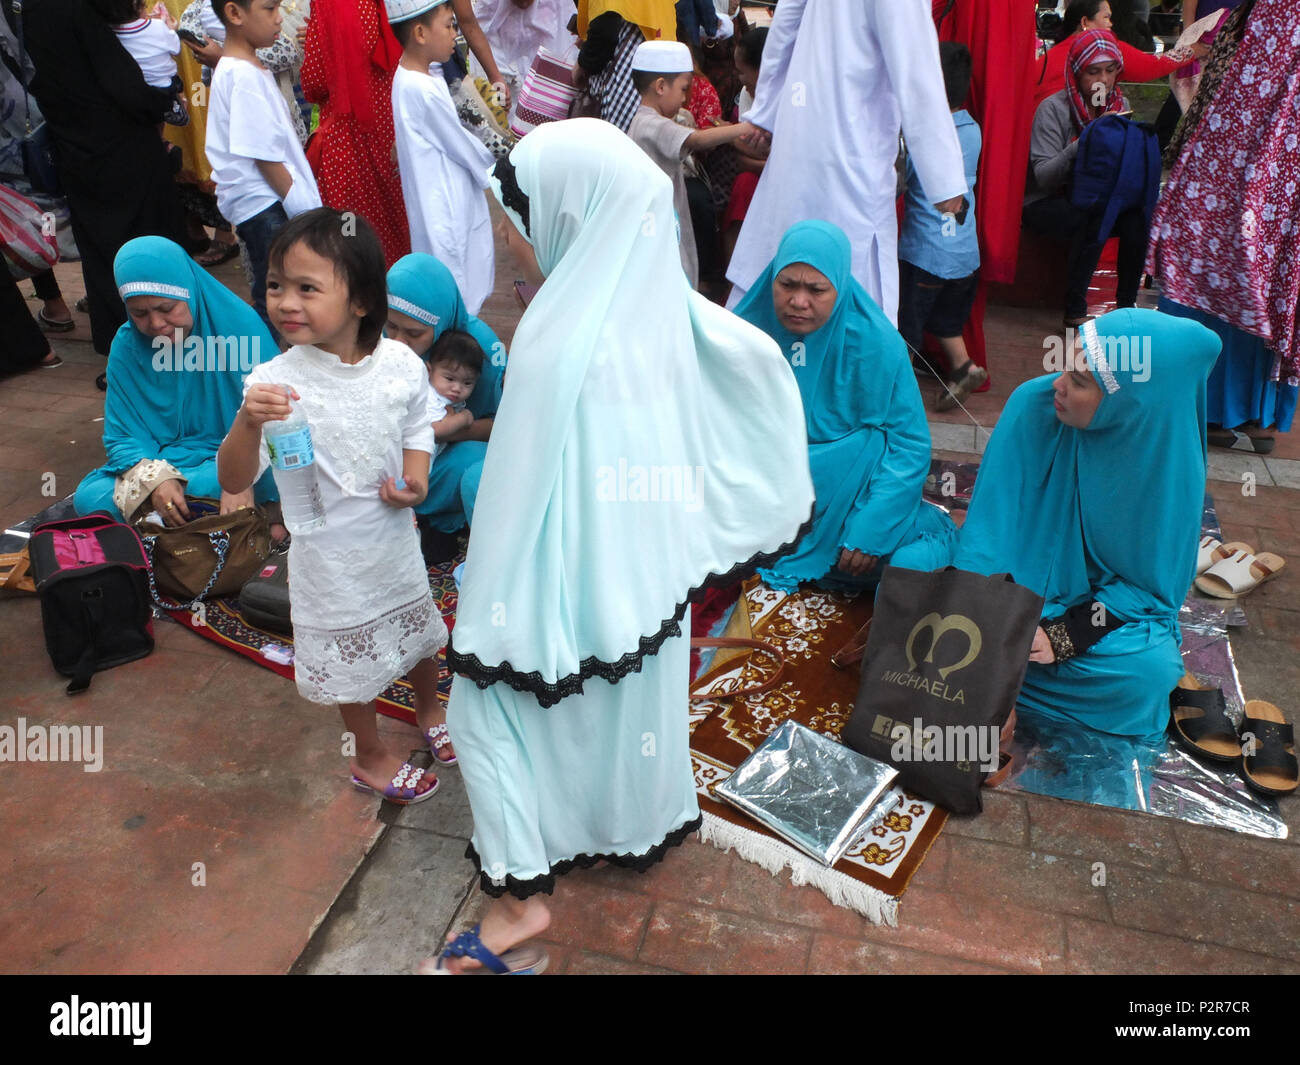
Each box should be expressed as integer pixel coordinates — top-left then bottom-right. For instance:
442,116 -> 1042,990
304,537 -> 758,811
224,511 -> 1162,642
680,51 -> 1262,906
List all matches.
351,762 -> 439,805
425,723 -> 458,766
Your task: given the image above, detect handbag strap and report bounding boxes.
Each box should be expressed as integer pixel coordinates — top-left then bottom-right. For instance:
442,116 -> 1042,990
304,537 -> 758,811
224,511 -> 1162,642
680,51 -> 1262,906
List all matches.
688,637 -> 785,701
142,530 -> 230,611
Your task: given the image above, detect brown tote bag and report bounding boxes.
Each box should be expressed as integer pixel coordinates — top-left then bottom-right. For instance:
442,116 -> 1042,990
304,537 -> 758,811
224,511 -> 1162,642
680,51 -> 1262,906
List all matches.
135,498 -> 270,609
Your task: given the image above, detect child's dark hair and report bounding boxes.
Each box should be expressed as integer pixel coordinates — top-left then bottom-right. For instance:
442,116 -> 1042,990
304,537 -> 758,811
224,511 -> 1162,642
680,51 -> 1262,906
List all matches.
268,207 -> 388,353
492,156 -> 531,240
632,68 -> 681,95
938,42 -> 972,111
94,0 -> 141,24
211,0 -> 254,27
736,27 -> 768,70
428,329 -> 484,375
390,6 -> 440,49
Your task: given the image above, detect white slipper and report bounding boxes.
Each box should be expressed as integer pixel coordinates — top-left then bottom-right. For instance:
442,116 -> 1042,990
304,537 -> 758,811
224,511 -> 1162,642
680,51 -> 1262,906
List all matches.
1195,550 -> 1286,599
1196,537 -> 1255,576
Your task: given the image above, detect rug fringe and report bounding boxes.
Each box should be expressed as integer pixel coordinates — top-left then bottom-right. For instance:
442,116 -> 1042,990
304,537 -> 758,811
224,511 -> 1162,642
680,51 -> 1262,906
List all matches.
699,811 -> 898,927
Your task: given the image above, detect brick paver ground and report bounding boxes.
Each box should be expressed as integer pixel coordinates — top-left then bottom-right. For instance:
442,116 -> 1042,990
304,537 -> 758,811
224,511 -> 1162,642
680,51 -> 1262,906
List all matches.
3,219 -> 1298,975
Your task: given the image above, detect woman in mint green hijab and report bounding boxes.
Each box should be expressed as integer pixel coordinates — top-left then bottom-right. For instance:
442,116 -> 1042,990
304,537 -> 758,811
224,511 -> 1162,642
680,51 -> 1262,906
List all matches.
73,236 -> 278,524
386,253 -> 506,534
429,120 -> 813,974
955,308 -> 1221,741
735,220 -> 955,592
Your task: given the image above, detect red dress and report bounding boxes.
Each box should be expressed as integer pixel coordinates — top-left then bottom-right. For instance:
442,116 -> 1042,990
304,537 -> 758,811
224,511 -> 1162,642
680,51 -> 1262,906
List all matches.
302,0 -> 411,266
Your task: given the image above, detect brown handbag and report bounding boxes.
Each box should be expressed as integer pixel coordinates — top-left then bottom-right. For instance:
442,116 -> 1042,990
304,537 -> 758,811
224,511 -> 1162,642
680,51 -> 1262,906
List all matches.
135,498 -> 271,608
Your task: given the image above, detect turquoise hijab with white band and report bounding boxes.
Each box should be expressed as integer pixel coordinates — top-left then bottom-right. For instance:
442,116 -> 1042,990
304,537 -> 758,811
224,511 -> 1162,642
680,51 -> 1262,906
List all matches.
955,308 -> 1221,739
449,118 -> 813,691
386,252 -> 506,416
957,308 -> 1219,621
103,236 -> 276,474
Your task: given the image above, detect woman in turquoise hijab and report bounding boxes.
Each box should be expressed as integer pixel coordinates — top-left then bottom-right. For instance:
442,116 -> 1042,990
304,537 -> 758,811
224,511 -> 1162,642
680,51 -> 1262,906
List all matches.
73,237 -> 278,525
735,220 -> 955,592
385,254 -> 507,536
955,308 -> 1221,741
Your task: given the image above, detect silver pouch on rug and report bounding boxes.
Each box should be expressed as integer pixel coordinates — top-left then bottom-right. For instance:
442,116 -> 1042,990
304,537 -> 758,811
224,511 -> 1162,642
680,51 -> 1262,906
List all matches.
715,720 -> 899,866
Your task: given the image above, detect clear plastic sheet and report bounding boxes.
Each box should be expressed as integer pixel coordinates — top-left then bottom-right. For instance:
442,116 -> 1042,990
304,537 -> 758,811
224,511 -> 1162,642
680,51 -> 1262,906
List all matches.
0,495 -> 78,555
715,720 -> 899,866
998,498 -> 1284,839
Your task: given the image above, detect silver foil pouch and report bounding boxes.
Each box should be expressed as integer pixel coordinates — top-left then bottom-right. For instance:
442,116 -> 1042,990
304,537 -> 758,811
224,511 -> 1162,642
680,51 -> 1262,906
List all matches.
715,720 -> 899,866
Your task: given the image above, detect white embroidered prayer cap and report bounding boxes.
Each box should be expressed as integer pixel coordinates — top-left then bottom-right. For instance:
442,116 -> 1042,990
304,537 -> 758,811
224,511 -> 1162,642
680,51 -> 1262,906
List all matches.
630,40 -> 693,74
384,0 -> 448,25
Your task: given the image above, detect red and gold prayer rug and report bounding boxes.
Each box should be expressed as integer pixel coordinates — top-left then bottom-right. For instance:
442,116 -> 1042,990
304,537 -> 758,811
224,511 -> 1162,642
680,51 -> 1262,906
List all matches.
690,579 -> 948,926
163,555 -> 459,724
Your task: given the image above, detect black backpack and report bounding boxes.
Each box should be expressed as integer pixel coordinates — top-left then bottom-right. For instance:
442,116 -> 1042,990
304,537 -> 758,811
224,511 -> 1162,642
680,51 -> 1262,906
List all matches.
27,513 -> 155,694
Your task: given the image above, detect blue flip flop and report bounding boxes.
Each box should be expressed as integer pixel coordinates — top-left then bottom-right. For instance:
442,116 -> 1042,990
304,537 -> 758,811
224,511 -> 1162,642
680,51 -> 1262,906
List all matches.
421,924 -> 548,975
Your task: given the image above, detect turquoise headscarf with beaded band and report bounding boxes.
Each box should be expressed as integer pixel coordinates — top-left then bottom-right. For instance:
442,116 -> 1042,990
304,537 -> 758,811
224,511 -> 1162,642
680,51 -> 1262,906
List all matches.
101,236 -> 276,475
73,236 -> 278,519
386,252 -> 505,415
955,307 -> 1222,739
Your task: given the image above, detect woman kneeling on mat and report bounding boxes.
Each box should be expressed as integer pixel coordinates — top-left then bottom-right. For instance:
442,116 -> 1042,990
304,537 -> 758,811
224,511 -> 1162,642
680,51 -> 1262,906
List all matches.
954,308 -> 1221,741
734,220 -> 956,593
385,253 -> 507,540
74,237 -> 279,529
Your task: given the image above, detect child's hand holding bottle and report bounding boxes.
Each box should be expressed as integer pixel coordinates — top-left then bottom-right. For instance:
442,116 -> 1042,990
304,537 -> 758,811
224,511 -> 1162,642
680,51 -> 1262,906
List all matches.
238,384 -> 301,428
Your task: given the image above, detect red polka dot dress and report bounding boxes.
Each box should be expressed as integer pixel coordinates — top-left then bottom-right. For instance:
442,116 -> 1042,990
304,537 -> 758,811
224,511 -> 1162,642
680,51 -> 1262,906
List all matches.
302,0 -> 411,266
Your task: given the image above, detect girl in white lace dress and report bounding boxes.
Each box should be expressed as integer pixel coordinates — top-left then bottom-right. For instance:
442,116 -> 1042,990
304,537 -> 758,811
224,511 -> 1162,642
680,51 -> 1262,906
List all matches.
218,208 -> 452,805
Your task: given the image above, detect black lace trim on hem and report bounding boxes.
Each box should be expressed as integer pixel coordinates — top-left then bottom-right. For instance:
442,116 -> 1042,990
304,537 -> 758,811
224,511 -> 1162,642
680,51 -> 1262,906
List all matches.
466,815 -> 703,900
445,510 -> 814,708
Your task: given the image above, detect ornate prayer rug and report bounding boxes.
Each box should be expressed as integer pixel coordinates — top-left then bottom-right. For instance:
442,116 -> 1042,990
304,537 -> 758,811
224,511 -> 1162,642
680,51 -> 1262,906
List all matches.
163,554 -> 460,725
690,580 -> 948,927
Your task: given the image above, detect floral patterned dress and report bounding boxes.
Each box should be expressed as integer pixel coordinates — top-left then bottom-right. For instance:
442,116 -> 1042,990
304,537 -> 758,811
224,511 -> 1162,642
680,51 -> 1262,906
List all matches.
242,340 -> 446,704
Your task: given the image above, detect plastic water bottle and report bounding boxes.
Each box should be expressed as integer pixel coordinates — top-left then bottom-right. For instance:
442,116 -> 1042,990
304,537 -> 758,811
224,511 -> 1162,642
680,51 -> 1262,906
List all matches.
264,388 -> 326,534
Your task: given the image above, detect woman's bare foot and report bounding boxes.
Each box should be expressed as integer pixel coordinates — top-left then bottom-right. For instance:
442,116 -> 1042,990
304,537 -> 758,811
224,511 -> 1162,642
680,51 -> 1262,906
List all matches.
433,896 -> 552,974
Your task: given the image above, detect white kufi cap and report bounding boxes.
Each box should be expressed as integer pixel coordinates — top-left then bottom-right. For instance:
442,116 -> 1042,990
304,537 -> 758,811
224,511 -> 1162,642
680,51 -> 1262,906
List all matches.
384,0 -> 447,25
630,40 -> 693,74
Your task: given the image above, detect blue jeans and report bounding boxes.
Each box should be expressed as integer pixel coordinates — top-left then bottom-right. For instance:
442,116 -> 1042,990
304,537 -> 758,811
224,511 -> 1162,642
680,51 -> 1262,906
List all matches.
235,201 -> 289,340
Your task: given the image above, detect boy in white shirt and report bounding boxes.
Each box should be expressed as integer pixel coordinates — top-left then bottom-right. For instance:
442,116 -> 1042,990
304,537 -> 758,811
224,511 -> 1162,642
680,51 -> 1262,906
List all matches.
108,0 -> 189,125
388,0 -> 495,315
205,0 -> 320,333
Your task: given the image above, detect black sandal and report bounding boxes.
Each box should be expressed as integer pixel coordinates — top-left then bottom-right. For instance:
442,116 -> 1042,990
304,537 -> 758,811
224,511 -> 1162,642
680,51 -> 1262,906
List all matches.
1207,427 -> 1275,454
1169,674 -> 1240,764
1240,701 -> 1299,797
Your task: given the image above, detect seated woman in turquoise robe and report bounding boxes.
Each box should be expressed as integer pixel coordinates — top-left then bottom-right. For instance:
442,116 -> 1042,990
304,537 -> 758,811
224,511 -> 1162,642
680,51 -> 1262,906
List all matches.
74,237 -> 278,525
954,308 -> 1221,742
385,254 -> 507,534
734,220 -> 955,592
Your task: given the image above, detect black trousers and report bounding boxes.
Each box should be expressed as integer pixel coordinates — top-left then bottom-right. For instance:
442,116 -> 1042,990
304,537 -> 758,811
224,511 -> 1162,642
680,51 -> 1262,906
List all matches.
1,270 -> 51,374
29,268 -> 62,303
1022,194 -> 1148,319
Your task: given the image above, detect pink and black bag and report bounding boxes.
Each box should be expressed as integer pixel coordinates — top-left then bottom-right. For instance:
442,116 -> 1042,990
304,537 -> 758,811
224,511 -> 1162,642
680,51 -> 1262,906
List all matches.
27,513 -> 154,694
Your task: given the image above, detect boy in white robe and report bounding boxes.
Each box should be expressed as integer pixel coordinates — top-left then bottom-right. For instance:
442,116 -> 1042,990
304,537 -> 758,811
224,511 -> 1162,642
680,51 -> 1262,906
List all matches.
389,0 -> 496,315
725,0 -> 967,324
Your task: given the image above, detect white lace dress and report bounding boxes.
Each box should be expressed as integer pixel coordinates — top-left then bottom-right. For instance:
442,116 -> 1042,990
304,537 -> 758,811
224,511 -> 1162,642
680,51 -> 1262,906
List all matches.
243,340 -> 448,705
